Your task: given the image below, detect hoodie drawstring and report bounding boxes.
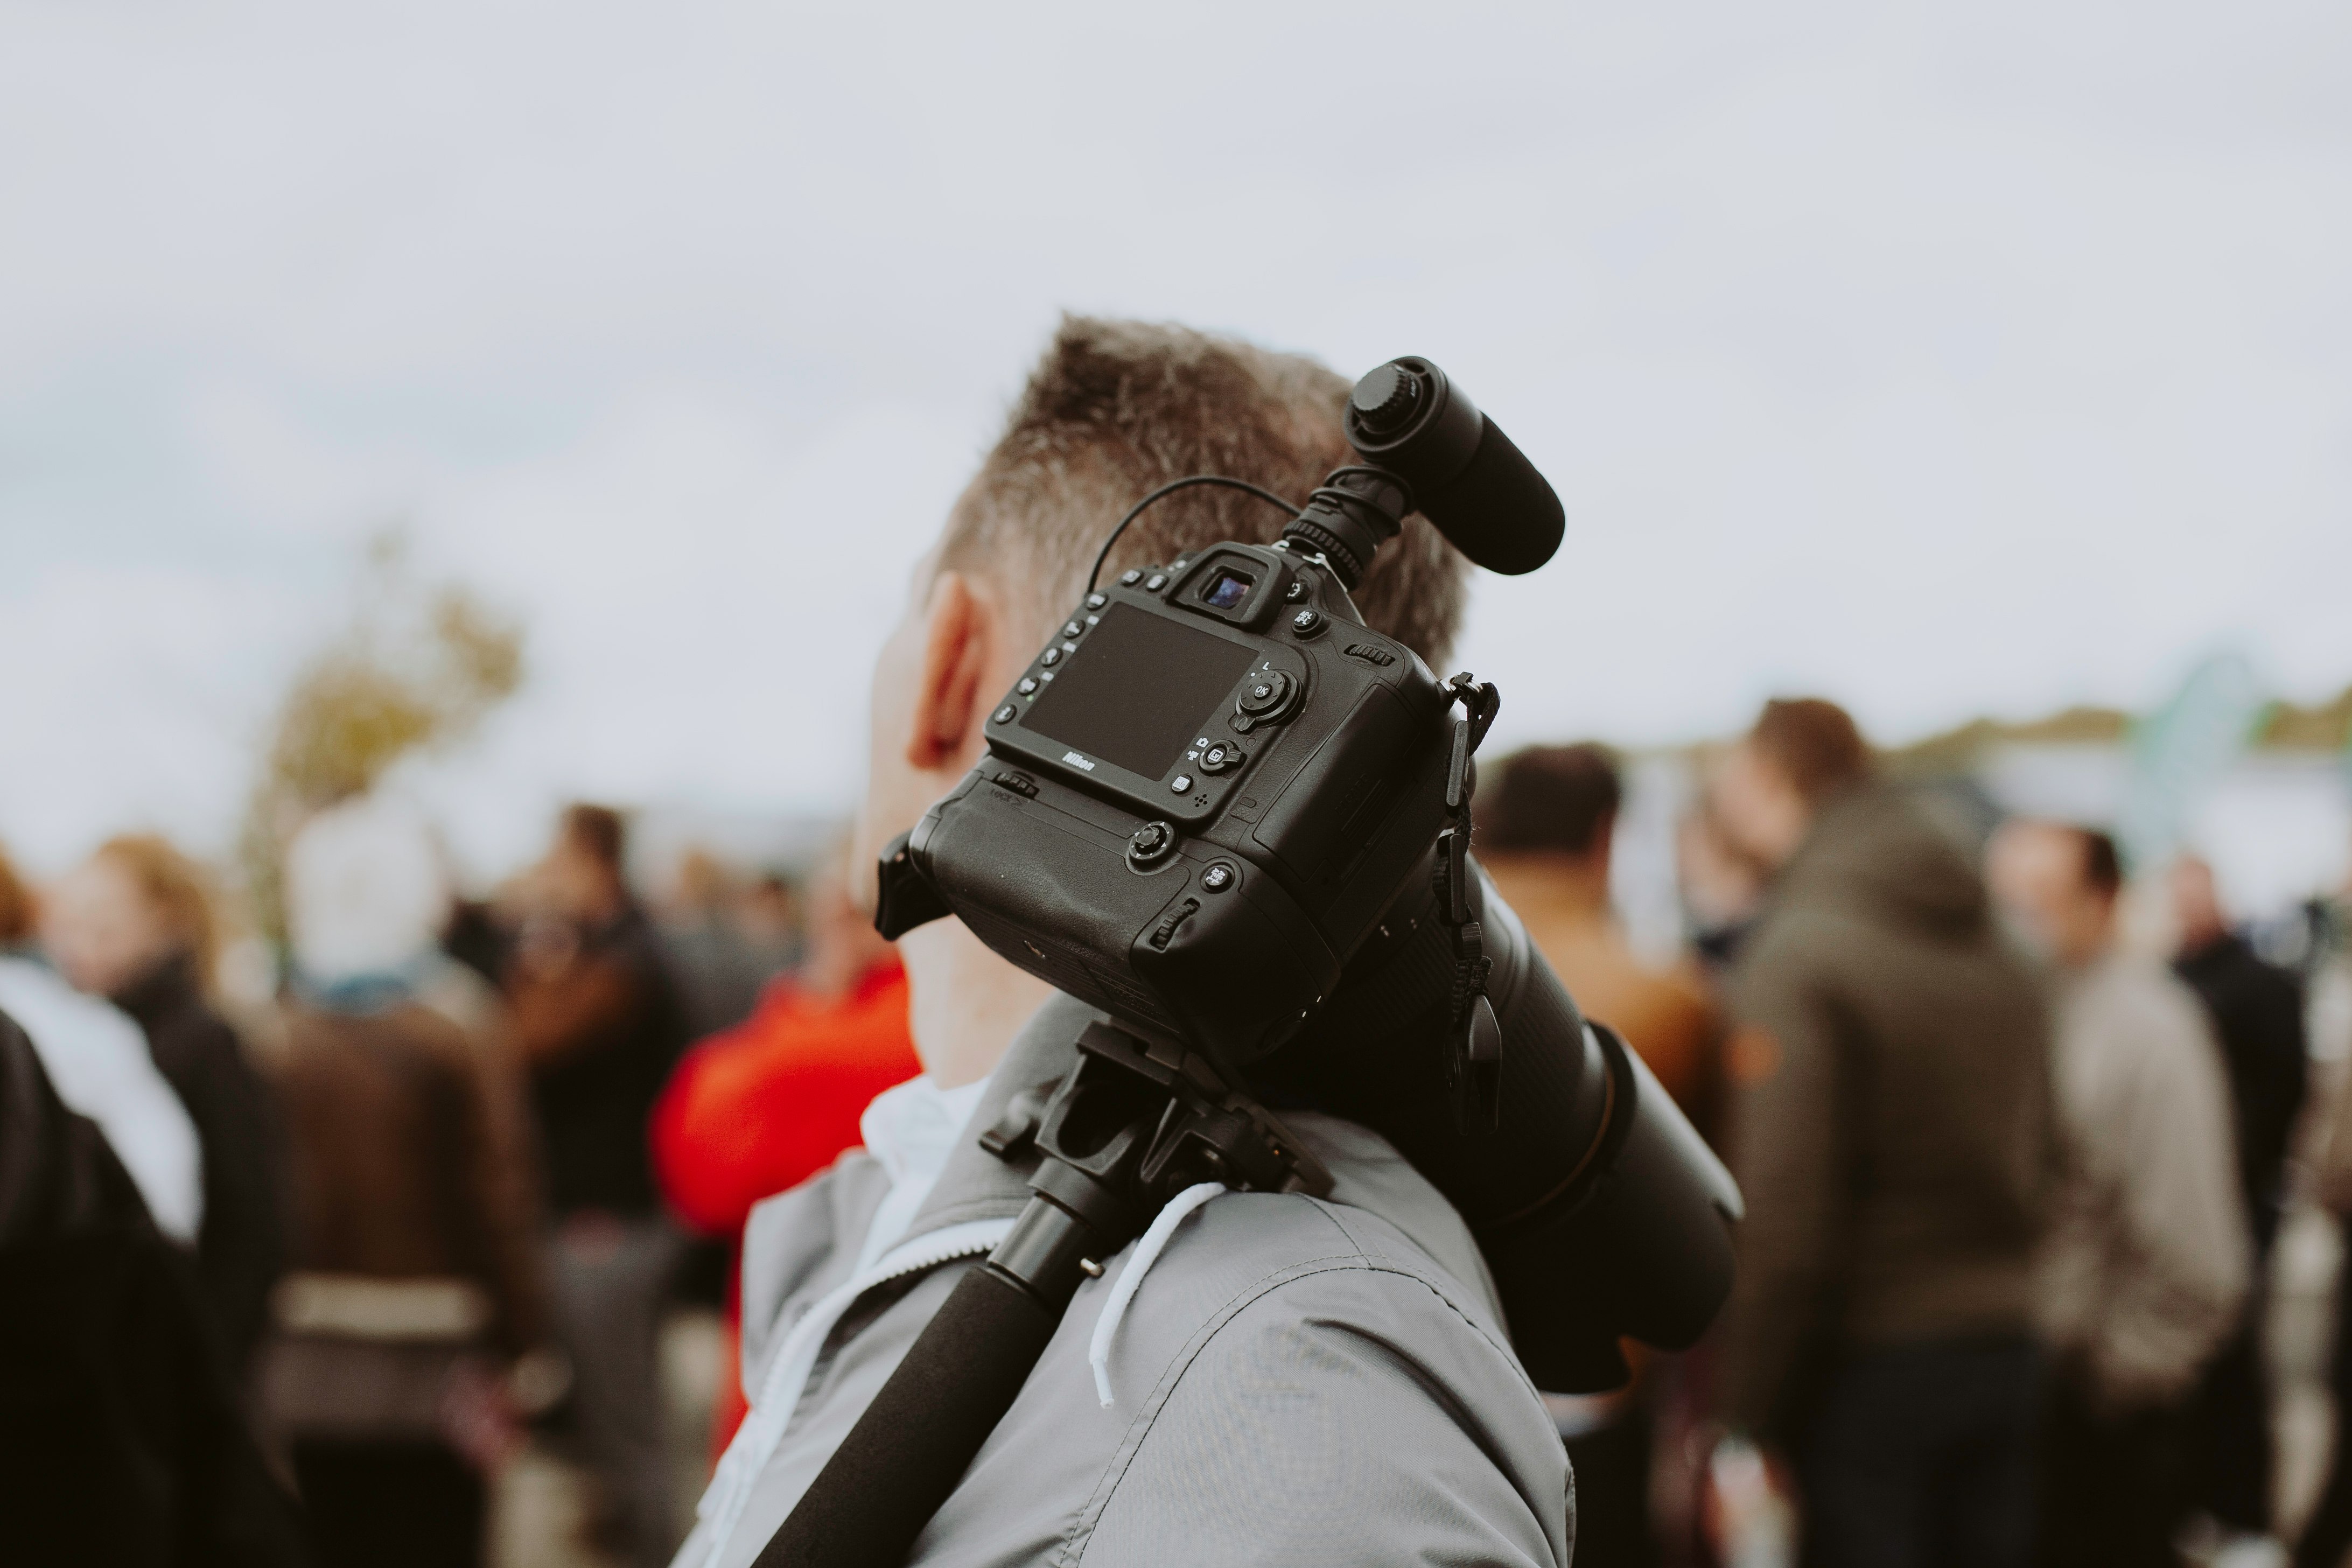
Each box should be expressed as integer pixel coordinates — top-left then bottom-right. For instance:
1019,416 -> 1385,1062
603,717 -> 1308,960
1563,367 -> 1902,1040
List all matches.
1089,1181 -> 1227,1408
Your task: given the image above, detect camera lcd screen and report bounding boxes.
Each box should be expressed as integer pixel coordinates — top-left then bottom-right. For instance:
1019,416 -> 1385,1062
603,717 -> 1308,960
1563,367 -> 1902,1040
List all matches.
1024,603 -> 1257,780
1201,568 -> 1254,610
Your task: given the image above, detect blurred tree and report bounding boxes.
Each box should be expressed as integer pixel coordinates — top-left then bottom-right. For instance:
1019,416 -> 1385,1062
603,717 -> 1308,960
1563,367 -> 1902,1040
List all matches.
239,531 -> 524,946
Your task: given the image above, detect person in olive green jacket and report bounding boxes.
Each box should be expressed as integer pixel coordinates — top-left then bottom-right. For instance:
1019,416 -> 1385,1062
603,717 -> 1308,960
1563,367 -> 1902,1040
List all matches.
1704,698 -> 2054,1568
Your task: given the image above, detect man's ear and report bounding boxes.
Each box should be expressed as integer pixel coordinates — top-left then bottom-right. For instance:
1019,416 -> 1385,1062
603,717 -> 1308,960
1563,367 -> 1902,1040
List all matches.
908,570 -> 995,771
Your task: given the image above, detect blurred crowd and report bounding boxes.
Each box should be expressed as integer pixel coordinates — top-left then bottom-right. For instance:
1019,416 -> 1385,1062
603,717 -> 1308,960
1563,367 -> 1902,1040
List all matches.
0,800 -> 912,1568
1486,699 -> 2352,1568
5,691 -> 2352,1568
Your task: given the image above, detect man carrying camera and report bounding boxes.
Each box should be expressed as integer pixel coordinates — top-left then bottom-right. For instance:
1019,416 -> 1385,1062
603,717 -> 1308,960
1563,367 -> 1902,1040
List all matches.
674,319 -> 1571,1568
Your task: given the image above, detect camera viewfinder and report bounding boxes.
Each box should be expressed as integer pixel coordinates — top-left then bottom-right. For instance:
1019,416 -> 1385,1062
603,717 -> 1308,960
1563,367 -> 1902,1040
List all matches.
1201,568 -> 1254,610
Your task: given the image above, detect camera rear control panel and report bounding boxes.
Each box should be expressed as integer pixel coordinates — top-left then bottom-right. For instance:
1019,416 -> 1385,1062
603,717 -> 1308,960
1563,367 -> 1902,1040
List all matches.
981,562 -> 1321,827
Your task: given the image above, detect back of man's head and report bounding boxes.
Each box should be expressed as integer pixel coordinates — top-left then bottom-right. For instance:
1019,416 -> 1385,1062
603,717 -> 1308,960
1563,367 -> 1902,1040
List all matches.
562,803 -> 628,875
2167,854 -> 2227,951
1476,745 -> 1622,859
938,317 -> 1469,666
0,843 -> 29,946
2075,828 -> 2124,904
1748,697 -> 1873,807
1987,817 -> 2121,969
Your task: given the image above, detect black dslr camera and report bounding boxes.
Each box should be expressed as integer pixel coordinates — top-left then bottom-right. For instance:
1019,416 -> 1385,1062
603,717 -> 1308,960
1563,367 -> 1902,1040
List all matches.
875,356 -> 1740,1392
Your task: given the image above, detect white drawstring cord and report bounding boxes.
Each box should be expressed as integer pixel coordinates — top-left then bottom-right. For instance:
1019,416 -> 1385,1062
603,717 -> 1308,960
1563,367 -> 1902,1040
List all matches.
690,1216 -> 1017,1567
1089,1181 -> 1227,1408
691,1180 -> 1231,1561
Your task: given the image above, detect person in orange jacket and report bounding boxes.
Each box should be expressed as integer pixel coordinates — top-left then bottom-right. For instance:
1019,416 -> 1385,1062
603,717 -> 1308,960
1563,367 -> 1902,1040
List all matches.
650,854 -> 918,1453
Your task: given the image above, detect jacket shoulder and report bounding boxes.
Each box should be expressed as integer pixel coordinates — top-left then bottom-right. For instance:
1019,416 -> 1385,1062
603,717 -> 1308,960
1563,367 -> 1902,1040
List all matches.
1063,1192 -> 1565,1566
739,1150 -> 890,1386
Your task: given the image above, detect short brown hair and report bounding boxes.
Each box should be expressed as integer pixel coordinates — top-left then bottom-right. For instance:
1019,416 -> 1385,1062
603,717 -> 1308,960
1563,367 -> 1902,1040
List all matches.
940,317 -> 1469,668
562,804 -> 627,872
1748,697 -> 1872,806
93,835 -> 221,983
2073,827 -> 2124,900
1477,744 -> 1622,856
0,844 -> 31,946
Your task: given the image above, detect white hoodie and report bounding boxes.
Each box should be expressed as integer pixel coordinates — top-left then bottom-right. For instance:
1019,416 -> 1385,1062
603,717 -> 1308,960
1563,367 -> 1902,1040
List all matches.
0,955 -> 203,1243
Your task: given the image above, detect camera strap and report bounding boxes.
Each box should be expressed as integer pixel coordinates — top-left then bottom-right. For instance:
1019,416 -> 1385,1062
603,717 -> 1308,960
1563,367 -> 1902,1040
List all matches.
753,1023 -> 1328,1568
1434,673 -> 1504,1131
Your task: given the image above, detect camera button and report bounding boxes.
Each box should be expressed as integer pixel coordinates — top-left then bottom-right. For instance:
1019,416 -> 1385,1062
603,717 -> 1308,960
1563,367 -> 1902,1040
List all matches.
1084,592 -> 1108,610
1127,822 -> 1175,865
1062,620 -> 1085,639
1170,774 -> 1194,793
1199,743 -> 1242,774
1284,580 -> 1310,603
1040,648 -> 1062,667
1289,607 -> 1325,636
1200,862 -> 1237,894
1120,569 -> 1144,586
991,704 -> 1017,725
1237,670 -> 1292,716
1016,677 -> 1038,695
1144,573 -> 1170,593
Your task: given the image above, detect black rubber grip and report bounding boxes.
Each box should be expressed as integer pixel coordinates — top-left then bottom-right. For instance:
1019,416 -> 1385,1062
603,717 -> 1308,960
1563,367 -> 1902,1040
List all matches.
751,1263 -> 1060,1568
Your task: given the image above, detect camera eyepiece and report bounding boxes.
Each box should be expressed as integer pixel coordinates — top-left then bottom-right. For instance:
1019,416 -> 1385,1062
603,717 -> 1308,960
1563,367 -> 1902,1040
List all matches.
1342,358 -> 1565,577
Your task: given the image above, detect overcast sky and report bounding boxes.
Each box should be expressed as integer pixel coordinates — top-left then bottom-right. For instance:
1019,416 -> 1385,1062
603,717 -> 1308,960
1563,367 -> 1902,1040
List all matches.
3,1 -> 2347,878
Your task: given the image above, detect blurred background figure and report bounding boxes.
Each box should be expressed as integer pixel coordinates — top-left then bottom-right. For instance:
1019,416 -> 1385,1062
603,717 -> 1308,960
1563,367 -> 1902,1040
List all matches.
265,792 -> 548,1568
42,834 -> 289,1383
0,1000 -> 306,1567
1477,743 -> 1723,1568
1480,743 -> 1724,1134
650,846 -> 916,1455
1990,822 -> 2248,1567
1675,791 -> 1767,988
2171,855 -> 2310,1560
656,851 -> 800,1041
502,803 -> 689,1568
0,841 -> 204,1250
1704,699 -> 2052,1568
2299,856 -> 2352,1568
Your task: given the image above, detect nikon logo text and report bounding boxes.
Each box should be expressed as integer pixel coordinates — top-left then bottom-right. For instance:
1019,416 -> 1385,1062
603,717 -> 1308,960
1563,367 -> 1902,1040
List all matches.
1063,751 -> 1097,772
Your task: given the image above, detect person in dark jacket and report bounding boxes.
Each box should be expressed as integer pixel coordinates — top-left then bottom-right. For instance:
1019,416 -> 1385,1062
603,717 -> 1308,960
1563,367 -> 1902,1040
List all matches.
42,833 -> 289,1380
1704,698 -> 2055,1568
2171,855 -> 2307,1554
505,803 -> 689,1568
0,1006 -> 305,1567
268,794 -> 548,1568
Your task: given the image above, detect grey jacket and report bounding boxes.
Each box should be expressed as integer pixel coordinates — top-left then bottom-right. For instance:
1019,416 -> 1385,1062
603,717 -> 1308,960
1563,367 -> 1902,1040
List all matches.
681,993 -> 1571,1568
2036,953 -> 2247,1412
